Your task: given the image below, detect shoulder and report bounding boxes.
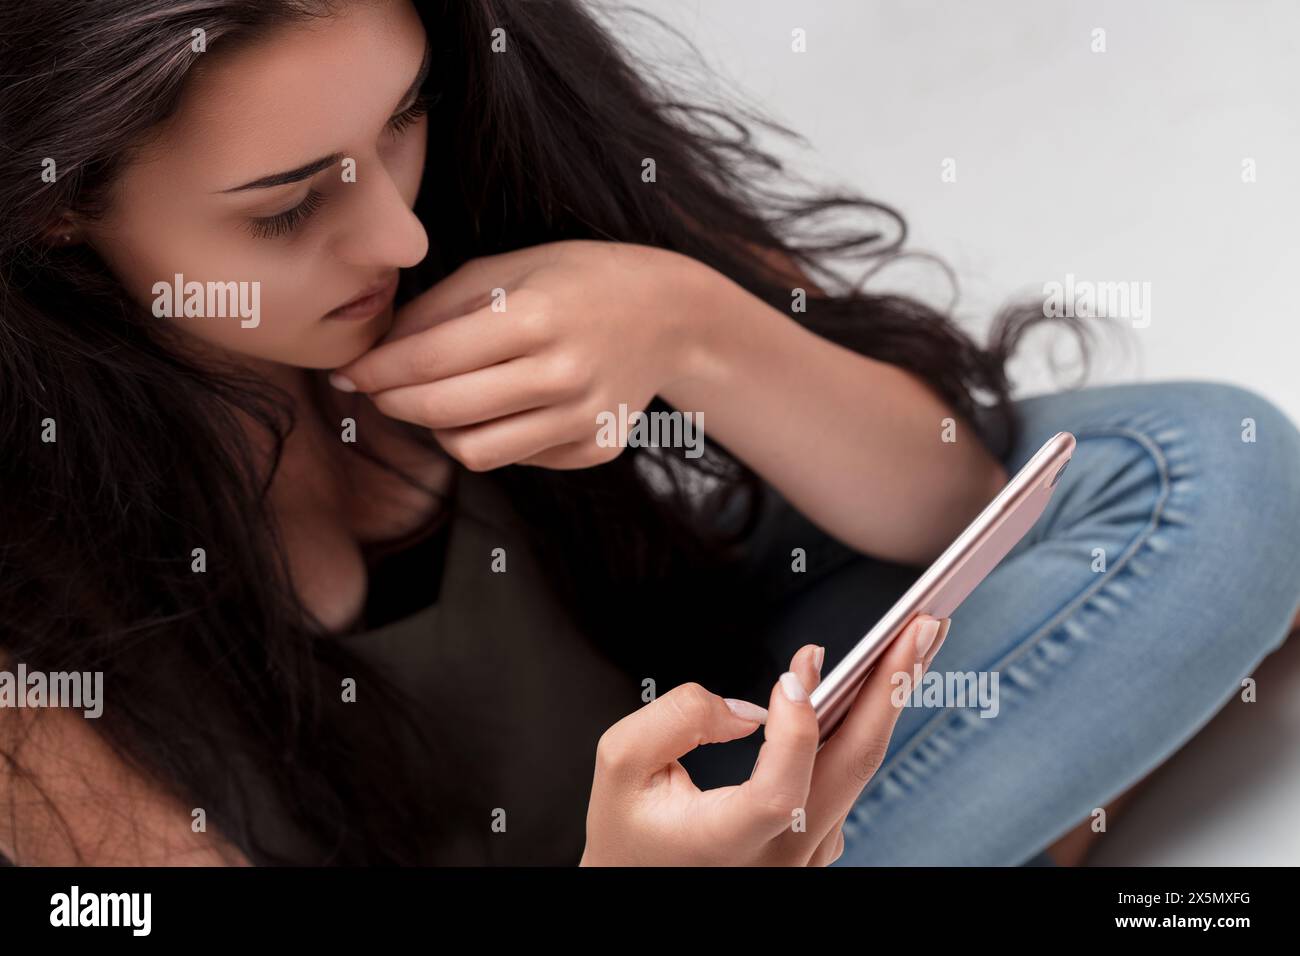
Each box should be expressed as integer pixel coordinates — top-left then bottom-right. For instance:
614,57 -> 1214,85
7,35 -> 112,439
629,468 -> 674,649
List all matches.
0,696 -> 248,865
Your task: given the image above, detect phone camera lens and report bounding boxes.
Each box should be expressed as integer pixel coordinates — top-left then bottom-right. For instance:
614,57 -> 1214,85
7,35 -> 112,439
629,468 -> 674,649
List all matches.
1050,460 -> 1070,487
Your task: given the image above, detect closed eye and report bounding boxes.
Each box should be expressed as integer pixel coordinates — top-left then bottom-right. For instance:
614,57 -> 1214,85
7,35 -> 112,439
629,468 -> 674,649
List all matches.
387,92 -> 434,137
242,92 -> 435,240
244,189 -> 326,240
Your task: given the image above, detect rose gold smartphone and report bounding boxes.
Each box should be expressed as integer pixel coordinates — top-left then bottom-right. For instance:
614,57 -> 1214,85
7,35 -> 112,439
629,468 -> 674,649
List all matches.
810,430 -> 1076,747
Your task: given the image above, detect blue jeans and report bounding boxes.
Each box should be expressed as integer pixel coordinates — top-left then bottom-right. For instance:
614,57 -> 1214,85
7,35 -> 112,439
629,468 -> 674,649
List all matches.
701,380 -> 1300,866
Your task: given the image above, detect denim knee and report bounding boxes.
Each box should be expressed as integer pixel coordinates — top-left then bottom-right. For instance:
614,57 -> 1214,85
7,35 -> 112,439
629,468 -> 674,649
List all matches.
1066,379 -> 1300,537
1130,381 -> 1300,653
1162,381 -> 1300,544
1012,379 -> 1300,682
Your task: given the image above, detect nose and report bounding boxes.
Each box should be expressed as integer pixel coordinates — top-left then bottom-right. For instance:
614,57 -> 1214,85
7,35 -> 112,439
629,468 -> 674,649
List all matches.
332,169 -> 428,269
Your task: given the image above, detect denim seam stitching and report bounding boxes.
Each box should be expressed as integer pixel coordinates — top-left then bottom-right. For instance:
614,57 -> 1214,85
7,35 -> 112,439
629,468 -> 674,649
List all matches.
847,423 -> 1178,823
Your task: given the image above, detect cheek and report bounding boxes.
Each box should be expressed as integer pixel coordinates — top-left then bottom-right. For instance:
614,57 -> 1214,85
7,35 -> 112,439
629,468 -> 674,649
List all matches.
96,225 -> 363,367
153,275 -> 387,370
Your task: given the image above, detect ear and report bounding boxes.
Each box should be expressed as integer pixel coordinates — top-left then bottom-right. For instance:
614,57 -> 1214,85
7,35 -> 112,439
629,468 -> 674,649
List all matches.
38,215 -> 82,248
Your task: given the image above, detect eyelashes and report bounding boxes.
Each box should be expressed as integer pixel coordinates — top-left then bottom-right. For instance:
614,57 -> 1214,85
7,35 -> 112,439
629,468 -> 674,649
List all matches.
245,188 -> 326,240
244,93 -> 432,241
387,92 -> 433,137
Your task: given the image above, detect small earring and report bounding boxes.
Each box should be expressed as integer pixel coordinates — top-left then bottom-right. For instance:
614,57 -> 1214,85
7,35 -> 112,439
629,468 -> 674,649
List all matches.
62,233 -> 73,243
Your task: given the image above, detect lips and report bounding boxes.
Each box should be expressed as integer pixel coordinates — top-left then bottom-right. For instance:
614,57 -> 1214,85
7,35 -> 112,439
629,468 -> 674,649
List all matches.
323,273 -> 400,320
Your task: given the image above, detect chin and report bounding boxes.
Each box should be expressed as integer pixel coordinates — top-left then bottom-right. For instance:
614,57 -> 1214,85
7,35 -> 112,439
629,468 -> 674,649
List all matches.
304,313 -> 393,368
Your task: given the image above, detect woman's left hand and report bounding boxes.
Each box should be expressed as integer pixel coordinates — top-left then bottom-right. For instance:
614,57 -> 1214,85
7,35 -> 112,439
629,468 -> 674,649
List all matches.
329,239 -> 713,471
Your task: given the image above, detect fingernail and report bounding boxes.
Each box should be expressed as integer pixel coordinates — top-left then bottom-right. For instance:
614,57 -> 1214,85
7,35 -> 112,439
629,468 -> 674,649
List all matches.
813,645 -> 825,675
930,619 -> 952,659
329,373 -> 356,393
724,698 -> 769,723
779,671 -> 807,703
915,618 -> 941,658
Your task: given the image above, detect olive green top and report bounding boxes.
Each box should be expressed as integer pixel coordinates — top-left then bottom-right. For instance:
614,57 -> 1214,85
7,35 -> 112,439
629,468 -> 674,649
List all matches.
247,468 -> 645,865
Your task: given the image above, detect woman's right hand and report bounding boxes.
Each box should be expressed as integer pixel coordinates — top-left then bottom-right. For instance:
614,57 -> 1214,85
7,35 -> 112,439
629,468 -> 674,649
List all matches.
579,613 -> 951,866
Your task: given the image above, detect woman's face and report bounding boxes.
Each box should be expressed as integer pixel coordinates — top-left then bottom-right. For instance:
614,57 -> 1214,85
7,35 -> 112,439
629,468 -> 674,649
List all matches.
82,0 -> 430,370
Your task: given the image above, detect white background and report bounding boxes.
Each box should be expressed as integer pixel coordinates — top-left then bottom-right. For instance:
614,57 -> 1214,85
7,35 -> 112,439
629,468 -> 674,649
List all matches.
612,0 -> 1298,419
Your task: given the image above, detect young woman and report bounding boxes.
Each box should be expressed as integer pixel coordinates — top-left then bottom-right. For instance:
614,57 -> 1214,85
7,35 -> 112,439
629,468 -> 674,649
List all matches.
2,0 -> 1297,867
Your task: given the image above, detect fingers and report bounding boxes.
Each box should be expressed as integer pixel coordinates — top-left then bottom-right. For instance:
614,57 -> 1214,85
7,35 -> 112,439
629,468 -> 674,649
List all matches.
334,302 -> 542,394
715,668 -> 820,846
397,262 -> 500,333
806,614 -> 947,828
367,355 -> 568,430
380,250 -> 533,338
390,247 -> 559,335
707,644 -> 822,851
801,619 -> 949,864
790,643 -> 824,697
430,403 -> 581,472
594,682 -> 765,787
516,440 -> 599,469
924,618 -> 952,671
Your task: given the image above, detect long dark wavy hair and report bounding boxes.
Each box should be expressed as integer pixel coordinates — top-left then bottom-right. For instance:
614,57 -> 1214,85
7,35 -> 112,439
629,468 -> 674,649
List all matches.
0,0 -> 1091,864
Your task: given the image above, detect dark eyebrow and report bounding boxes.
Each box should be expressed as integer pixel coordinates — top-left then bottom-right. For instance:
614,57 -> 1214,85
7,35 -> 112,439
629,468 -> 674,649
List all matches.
217,153 -> 344,193
216,38 -> 433,194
